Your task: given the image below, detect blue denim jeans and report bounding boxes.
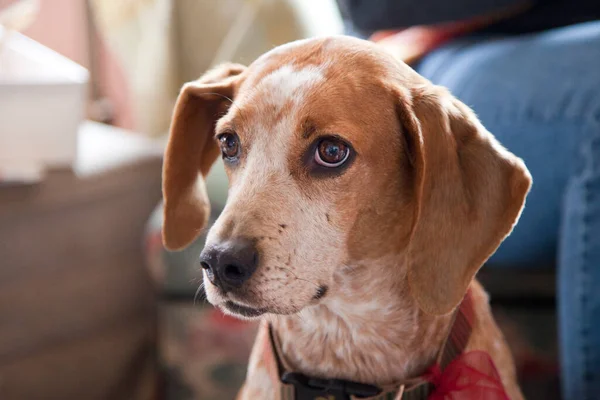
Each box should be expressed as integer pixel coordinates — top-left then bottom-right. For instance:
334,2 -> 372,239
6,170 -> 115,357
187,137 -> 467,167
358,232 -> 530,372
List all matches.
415,21 -> 600,399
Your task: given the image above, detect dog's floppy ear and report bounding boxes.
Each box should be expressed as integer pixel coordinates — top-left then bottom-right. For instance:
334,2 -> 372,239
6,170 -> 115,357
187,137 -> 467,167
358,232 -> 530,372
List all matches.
396,84 -> 532,315
162,63 -> 246,251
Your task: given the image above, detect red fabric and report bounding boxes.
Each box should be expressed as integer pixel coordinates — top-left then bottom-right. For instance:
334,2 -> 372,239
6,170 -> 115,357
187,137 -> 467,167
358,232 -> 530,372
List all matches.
369,20 -> 487,64
426,351 -> 509,400
369,10 -> 515,64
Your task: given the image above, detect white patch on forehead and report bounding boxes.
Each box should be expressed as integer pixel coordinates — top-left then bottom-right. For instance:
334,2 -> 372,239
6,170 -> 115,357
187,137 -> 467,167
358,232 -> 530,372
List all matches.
258,64 -> 324,108
223,64 -> 325,202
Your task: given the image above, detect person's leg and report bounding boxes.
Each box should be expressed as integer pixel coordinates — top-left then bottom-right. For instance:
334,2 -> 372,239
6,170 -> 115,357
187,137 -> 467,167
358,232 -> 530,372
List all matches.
558,122 -> 600,400
415,21 -> 600,398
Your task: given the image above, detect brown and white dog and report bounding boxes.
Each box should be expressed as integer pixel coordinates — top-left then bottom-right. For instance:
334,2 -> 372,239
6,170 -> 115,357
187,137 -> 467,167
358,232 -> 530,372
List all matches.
161,36 -> 531,399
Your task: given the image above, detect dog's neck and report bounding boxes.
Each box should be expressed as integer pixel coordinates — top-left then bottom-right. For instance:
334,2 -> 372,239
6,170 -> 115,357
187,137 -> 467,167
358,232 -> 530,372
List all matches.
269,255 -> 454,386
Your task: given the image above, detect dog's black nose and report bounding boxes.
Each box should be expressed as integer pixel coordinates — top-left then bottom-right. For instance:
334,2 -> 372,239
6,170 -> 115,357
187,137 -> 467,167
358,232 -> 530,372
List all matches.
199,238 -> 258,291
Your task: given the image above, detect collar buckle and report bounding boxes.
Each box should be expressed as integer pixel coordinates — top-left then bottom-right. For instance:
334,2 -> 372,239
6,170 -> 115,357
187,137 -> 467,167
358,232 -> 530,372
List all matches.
281,372 -> 382,400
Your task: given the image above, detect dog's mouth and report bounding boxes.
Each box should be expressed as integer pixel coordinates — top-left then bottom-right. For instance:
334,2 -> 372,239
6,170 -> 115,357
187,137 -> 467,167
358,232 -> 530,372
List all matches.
213,285 -> 329,319
221,301 -> 267,318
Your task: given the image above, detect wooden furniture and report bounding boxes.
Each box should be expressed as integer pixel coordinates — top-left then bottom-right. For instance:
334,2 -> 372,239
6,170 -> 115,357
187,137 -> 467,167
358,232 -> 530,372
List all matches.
0,122 -> 164,400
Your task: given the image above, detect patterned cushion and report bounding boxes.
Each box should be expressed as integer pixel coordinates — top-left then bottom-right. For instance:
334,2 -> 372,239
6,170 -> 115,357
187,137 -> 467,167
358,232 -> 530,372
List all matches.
145,203 -> 258,400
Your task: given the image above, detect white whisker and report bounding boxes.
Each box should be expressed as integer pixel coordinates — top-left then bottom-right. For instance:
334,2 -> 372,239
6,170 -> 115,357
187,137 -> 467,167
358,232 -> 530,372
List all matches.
193,281 -> 206,305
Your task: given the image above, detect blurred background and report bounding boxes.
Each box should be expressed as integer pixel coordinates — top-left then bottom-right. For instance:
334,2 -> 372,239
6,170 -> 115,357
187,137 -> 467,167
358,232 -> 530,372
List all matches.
1,0 -> 599,399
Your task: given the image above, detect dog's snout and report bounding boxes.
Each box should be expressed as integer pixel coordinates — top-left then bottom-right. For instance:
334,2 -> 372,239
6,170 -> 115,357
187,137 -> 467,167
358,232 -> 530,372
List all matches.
200,238 -> 258,291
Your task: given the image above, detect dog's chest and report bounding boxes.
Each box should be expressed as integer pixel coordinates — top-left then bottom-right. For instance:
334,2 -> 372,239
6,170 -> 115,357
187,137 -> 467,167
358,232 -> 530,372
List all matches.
270,302 -> 445,386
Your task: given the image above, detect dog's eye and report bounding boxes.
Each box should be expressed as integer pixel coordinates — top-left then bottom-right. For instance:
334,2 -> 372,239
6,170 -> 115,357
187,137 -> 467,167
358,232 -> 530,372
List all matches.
315,138 -> 350,167
219,133 -> 240,160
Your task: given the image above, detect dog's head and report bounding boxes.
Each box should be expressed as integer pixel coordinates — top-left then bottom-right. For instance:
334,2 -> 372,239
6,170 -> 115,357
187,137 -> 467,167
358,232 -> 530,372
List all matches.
162,36 -> 531,319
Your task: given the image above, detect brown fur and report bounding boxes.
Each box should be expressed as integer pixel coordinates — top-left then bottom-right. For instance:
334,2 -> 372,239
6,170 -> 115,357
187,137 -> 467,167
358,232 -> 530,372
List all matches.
162,36 -> 531,399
